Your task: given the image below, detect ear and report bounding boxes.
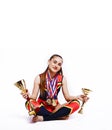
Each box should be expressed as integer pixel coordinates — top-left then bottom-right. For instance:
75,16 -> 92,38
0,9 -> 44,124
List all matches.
48,59 -> 50,65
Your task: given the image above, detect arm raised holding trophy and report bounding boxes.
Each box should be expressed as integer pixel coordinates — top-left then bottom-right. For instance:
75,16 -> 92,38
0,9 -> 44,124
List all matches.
14,54 -> 91,123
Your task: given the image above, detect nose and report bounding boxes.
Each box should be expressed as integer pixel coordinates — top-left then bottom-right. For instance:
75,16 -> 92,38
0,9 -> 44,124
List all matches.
54,65 -> 58,69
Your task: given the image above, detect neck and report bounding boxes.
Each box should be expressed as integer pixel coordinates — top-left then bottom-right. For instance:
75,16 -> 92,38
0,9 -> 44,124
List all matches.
48,69 -> 56,79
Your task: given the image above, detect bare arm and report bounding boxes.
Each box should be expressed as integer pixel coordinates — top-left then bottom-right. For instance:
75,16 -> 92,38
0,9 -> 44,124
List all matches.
62,76 -> 89,103
21,75 -> 40,100
30,75 -> 40,100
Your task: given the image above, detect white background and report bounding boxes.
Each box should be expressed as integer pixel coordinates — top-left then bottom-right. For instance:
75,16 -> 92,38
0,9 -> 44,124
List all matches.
0,0 -> 112,130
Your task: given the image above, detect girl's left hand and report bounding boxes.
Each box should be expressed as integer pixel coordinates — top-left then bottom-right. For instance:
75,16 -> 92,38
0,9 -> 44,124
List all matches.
77,95 -> 89,103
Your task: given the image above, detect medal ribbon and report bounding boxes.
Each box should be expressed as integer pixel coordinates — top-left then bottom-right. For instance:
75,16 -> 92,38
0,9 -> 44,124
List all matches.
46,72 -> 57,99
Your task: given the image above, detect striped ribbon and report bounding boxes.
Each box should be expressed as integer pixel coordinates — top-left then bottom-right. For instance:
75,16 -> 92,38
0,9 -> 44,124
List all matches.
46,71 -> 58,99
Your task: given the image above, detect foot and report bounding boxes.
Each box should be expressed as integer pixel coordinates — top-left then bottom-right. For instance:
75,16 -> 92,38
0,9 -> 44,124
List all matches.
32,115 -> 43,123
58,116 -> 69,120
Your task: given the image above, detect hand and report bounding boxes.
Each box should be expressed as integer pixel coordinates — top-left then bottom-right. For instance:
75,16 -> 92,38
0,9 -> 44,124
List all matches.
77,95 -> 89,103
21,89 -> 29,100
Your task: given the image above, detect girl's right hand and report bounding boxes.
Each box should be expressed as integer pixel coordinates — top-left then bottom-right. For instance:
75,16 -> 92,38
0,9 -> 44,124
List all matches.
21,89 -> 29,100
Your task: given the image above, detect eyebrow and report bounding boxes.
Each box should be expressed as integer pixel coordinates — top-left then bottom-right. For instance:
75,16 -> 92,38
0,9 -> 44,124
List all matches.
53,59 -> 62,65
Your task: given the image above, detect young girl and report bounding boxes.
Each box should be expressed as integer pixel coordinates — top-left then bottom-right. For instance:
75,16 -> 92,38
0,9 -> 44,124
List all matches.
21,54 -> 88,122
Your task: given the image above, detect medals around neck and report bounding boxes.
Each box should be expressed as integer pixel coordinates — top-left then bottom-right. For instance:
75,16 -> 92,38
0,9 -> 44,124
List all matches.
46,71 -> 58,106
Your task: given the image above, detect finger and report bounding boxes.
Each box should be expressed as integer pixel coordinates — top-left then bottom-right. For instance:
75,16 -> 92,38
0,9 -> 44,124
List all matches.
26,89 -> 28,92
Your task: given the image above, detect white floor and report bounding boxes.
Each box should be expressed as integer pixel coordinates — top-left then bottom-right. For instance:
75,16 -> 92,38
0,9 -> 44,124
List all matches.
0,47 -> 112,130
0,86 -> 112,130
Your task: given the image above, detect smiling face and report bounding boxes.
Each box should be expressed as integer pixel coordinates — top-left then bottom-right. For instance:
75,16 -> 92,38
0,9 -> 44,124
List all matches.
48,56 -> 63,74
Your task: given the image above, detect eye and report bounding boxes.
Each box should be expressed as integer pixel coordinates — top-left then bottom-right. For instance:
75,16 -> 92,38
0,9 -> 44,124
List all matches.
58,63 -> 62,66
53,60 -> 57,64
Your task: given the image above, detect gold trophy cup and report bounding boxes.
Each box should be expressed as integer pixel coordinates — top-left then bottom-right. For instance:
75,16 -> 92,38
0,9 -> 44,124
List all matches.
78,88 -> 92,114
14,79 -> 36,116
14,79 -> 27,93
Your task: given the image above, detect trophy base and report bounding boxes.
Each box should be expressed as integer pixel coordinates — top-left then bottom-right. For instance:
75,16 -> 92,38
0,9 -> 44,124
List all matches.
29,110 -> 36,116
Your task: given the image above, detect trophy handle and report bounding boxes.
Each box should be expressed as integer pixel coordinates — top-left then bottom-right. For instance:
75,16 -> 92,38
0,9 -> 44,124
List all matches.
78,88 -> 92,114
78,101 -> 85,114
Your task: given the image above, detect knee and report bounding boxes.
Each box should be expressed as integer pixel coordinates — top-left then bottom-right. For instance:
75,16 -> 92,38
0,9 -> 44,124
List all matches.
66,100 -> 80,114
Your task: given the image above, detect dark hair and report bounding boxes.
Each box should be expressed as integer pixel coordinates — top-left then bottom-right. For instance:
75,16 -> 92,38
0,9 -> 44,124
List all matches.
49,54 -> 63,61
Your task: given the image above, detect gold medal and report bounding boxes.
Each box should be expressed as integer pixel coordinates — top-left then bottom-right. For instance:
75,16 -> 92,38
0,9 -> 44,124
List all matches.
52,99 -> 57,107
46,98 -> 52,105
